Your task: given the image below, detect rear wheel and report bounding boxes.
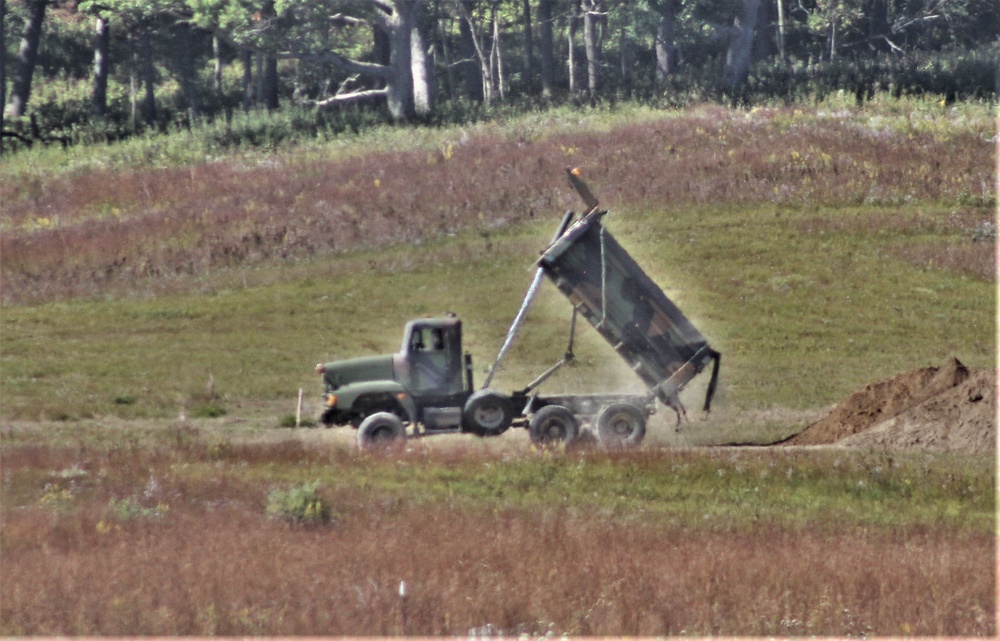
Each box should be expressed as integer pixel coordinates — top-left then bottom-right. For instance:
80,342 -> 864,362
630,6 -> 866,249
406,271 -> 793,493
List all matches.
529,405 -> 579,446
463,389 -> 514,437
357,412 -> 406,448
597,402 -> 646,447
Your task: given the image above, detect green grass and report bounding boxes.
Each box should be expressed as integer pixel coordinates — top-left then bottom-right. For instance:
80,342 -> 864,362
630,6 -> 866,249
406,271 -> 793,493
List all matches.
0,98 -> 994,435
1,201 -> 992,427
3,432 -> 992,533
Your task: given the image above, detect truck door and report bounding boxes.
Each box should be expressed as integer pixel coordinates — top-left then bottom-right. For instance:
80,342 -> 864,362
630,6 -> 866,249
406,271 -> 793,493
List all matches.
406,324 -> 463,396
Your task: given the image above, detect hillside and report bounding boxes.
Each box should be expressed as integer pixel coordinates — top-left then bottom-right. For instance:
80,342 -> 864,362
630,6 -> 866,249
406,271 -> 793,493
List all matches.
0,101 -> 995,429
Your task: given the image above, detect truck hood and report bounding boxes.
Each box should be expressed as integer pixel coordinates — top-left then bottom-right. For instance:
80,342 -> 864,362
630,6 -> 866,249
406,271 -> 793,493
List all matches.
322,354 -> 396,390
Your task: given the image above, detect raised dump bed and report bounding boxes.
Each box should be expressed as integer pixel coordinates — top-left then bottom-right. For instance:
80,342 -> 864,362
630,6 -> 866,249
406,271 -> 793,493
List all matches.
537,171 -> 721,419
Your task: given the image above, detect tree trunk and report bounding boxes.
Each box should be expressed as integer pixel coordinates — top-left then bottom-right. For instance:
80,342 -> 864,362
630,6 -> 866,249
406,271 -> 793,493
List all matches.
829,20 -> 836,61
438,5 -> 456,98
653,0 -> 678,82
567,10 -> 577,94
6,0 -> 48,117
537,0 -> 554,97
1,0 -> 7,154
461,3 -> 493,103
410,1 -> 436,116
140,23 -> 156,126
91,15 -> 110,119
582,0 -> 600,99
459,0 -> 481,101
213,32 -> 223,97
865,0 -> 891,52
263,55 -> 279,110
175,22 -> 201,121
492,8 -> 505,101
129,44 -> 138,131
521,0 -> 533,93
776,0 -> 785,62
618,12 -> 630,95
241,47 -> 253,111
723,0 -> 761,93
386,0 -> 415,120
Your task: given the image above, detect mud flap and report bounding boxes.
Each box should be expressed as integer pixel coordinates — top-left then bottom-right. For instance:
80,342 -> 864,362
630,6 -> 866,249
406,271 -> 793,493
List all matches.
702,350 -> 721,413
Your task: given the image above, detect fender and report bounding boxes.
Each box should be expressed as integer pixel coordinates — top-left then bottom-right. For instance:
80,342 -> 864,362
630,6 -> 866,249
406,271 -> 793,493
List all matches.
334,380 -> 418,424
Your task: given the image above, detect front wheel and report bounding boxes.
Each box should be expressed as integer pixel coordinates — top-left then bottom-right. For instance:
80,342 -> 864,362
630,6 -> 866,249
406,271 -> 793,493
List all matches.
357,412 -> 406,448
529,405 -> 579,446
597,402 -> 647,447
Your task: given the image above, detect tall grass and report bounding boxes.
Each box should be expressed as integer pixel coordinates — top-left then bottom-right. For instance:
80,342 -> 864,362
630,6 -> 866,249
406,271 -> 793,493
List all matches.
1,438 -> 993,636
2,100 -> 992,305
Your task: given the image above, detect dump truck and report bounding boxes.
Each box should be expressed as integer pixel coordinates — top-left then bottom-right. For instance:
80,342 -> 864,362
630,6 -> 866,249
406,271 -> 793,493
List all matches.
314,169 -> 720,448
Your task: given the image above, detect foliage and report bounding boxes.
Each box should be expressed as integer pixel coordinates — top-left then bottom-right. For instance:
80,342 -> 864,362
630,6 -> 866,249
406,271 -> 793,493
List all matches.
265,480 -> 335,524
3,0 -> 996,152
106,496 -> 170,521
190,404 -> 227,418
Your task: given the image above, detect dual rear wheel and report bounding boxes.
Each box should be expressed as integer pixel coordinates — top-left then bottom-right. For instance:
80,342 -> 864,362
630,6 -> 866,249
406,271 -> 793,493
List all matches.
528,402 -> 646,447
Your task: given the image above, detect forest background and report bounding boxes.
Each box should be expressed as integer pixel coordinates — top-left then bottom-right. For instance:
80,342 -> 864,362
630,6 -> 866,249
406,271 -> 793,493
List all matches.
1,0 -> 997,151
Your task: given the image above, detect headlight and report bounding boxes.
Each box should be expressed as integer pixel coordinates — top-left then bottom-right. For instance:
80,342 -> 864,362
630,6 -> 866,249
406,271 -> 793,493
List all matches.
325,394 -> 337,407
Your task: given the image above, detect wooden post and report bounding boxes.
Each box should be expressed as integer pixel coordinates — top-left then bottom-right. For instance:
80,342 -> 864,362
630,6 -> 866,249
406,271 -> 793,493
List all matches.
399,580 -> 409,634
296,388 -> 303,427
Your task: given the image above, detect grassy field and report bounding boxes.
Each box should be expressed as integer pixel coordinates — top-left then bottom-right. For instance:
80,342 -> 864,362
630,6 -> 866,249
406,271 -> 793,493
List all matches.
1,97 -> 996,635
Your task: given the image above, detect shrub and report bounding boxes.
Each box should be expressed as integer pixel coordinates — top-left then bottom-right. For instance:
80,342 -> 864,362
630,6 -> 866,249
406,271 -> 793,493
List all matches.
279,414 -> 317,428
966,220 -> 997,243
106,497 -> 168,522
265,480 -> 334,525
190,404 -> 226,418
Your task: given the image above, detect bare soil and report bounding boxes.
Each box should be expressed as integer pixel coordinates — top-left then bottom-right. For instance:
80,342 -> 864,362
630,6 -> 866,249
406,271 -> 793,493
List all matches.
783,357 -> 996,454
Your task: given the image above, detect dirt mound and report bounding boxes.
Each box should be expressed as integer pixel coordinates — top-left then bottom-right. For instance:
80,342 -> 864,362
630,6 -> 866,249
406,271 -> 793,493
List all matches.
784,358 -> 996,453
838,368 -> 996,454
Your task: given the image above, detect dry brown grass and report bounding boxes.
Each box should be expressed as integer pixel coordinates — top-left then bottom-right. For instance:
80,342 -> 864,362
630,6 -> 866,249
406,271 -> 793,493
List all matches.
2,106 -> 993,304
2,497 -> 992,636
1,439 -> 994,636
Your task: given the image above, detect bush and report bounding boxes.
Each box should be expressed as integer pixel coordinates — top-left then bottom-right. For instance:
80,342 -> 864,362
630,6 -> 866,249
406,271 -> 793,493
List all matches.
106,497 -> 168,522
279,414 -> 316,428
265,481 -> 335,525
190,404 -> 226,418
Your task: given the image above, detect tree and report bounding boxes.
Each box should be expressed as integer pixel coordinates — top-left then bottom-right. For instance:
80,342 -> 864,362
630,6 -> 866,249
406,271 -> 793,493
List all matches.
274,0 -> 436,120
537,0 -> 555,95
520,0 -> 533,91
648,0 -> 680,81
581,0 -> 603,98
5,0 -> 49,117
722,0 -> 760,92
1,0 -> 7,153
91,13 -> 111,118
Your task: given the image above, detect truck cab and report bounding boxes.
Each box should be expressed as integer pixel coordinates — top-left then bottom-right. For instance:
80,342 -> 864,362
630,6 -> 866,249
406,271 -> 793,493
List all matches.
316,316 -> 513,444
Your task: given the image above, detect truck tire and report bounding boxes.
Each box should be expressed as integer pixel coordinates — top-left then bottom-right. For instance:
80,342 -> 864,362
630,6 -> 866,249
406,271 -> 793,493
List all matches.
597,402 -> 646,447
529,405 -> 579,446
463,389 -> 514,437
357,412 -> 406,448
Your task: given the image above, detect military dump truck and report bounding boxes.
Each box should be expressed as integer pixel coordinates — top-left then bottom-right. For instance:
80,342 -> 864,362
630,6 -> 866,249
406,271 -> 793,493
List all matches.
314,169 -> 721,448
